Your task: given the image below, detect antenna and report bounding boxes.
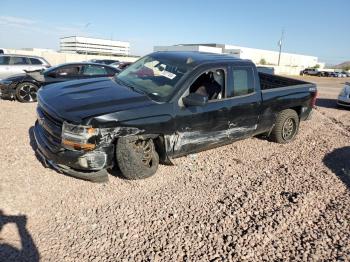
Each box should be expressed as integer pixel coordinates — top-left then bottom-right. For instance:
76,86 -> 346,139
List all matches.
278,29 -> 284,66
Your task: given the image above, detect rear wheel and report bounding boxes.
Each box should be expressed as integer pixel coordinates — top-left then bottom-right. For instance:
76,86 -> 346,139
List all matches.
16,82 -> 38,102
269,109 -> 299,144
116,136 -> 159,180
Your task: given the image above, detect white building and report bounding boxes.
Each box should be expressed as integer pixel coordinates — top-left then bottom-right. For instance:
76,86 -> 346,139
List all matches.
60,36 -> 130,56
154,44 -> 222,54
154,43 -> 324,75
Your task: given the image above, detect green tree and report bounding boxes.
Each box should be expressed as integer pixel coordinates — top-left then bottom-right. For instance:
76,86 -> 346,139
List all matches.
259,58 -> 267,65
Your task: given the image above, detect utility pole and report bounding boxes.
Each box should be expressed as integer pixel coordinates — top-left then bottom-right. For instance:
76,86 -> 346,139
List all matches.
83,23 -> 91,59
278,29 -> 284,66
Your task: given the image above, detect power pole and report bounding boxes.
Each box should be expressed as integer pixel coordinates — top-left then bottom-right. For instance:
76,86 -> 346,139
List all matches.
278,29 -> 284,66
83,23 -> 91,59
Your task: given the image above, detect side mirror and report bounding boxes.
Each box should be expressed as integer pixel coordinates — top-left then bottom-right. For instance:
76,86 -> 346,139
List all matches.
182,93 -> 208,107
47,72 -> 57,78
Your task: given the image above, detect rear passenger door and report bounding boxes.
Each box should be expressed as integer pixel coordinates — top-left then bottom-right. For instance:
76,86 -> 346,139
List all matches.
225,65 -> 261,140
9,56 -> 32,75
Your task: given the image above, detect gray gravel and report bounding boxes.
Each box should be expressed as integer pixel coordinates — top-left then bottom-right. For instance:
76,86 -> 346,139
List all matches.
0,77 -> 350,261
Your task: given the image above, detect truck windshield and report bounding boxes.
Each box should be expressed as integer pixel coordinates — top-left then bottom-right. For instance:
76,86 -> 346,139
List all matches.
115,55 -> 189,102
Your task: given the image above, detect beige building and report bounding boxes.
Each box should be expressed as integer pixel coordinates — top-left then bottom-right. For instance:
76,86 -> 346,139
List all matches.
154,43 -> 324,75
60,36 -> 130,56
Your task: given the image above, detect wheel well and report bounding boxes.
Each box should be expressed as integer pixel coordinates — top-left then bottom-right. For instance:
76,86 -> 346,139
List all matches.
290,106 -> 302,118
153,135 -> 173,165
16,81 -> 39,88
114,134 -> 172,165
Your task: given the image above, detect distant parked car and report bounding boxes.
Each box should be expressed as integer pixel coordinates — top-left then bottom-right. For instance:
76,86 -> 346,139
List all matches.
337,82 -> 350,107
333,72 -> 347,78
300,68 -> 319,76
89,59 -> 119,65
316,71 -> 332,77
0,62 -> 118,102
0,55 -> 50,80
341,71 -> 350,77
110,61 -> 133,72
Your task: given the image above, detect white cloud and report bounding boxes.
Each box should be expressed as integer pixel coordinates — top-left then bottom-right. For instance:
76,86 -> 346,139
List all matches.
0,16 -> 37,26
0,15 -> 85,37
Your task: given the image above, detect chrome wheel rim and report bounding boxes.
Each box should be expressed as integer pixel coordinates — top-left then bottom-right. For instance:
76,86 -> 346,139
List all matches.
282,118 -> 295,140
134,140 -> 153,167
18,84 -> 37,102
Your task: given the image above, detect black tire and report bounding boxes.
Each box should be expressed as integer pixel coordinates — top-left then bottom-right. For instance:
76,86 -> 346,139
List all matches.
116,136 -> 159,180
15,82 -> 38,102
269,109 -> 299,144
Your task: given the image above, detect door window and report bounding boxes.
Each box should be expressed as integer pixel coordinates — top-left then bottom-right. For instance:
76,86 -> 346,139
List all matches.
231,67 -> 254,97
55,65 -> 81,77
189,69 -> 225,101
29,58 -> 43,65
0,56 -> 10,65
82,65 -> 108,76
9,57 -> 29,65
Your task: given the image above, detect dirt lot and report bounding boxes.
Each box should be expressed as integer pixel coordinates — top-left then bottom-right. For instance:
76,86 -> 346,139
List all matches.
1,76 -> 349,261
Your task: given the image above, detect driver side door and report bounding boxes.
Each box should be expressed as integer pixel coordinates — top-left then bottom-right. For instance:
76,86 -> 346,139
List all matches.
171,67 -> 231,157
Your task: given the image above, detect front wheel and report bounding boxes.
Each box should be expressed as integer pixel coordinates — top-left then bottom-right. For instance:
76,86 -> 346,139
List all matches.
15,82 -> 38,102
269,109 -> 299,144
116,136 -> 159,180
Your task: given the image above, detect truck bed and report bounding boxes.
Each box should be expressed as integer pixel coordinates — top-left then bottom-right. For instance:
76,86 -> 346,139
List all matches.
259,73 -> 309,90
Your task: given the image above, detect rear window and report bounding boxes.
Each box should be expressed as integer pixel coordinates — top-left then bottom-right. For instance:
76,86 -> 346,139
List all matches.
9,56 -> 29,65
30,58 -> 43,65
0,56 -> 10,65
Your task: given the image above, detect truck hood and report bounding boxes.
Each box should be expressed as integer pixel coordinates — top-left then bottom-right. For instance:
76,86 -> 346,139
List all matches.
38,77 -> 155,123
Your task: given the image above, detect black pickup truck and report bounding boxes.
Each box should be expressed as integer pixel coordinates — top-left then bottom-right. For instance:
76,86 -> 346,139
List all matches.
33,51 -> 317,182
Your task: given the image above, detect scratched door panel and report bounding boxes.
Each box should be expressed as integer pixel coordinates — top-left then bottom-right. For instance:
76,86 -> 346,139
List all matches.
225,93 -> 261,140
172,99 -> 231,156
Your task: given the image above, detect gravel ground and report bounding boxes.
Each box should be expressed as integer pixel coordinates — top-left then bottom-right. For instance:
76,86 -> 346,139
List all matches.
0,76 -> 349,261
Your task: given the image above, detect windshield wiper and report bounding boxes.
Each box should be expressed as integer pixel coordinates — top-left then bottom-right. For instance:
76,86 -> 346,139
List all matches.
115,77 -> 148,96
115,77 -> 135,90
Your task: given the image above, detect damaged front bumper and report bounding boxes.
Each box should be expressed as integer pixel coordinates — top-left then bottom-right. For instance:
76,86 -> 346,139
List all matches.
0,81 -> 16,99
34,121 -> 114,182
337,96 -> 350,107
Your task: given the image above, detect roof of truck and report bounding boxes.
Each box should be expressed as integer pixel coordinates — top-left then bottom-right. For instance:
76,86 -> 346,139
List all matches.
152,51 -> 250,67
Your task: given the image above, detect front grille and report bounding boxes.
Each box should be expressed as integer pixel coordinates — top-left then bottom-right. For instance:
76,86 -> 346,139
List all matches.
36,106 -> 63,152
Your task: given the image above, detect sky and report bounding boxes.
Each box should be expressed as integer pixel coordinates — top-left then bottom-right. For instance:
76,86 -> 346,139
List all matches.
0,0 -> 349,64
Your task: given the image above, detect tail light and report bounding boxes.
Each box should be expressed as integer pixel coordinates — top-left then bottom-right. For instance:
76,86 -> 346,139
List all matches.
310,90 -> 318,108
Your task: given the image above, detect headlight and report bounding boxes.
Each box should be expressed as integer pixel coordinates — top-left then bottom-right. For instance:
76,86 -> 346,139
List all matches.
340,86 -> 350,97
61,121 -> 99,151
